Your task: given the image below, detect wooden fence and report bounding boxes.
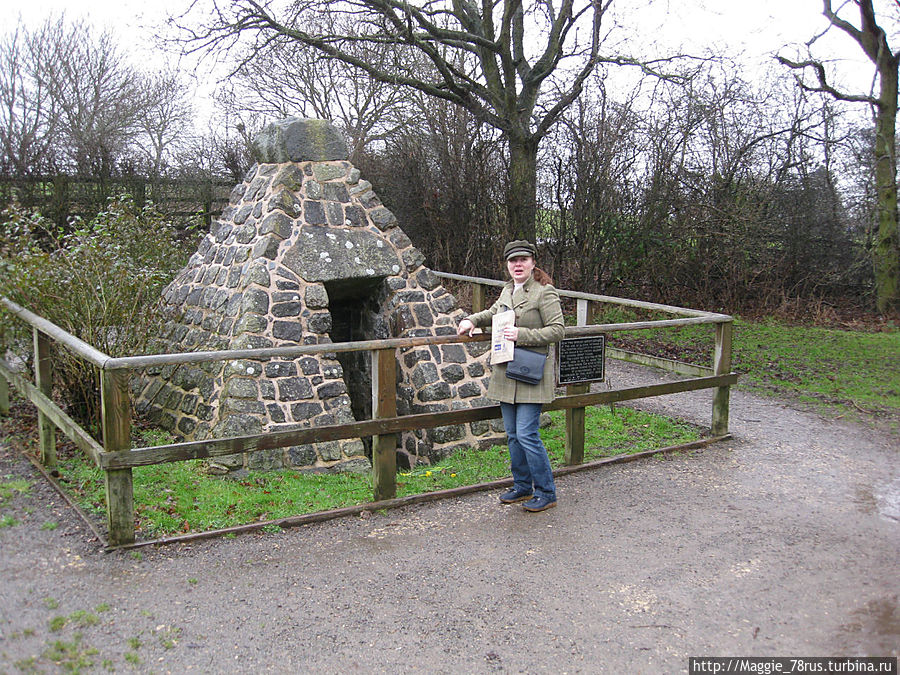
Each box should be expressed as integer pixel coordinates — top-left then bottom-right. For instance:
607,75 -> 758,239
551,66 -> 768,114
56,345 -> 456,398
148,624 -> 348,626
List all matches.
0,274 -> 736,547
0,174 -> 232,225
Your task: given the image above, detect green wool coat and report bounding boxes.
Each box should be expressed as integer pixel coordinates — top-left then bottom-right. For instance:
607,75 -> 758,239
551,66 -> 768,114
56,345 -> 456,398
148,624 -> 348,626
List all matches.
466,275 -> 565,404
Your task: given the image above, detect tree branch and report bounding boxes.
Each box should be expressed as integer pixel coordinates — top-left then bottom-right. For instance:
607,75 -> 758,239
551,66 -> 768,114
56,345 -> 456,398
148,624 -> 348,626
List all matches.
775,55 -> 879,105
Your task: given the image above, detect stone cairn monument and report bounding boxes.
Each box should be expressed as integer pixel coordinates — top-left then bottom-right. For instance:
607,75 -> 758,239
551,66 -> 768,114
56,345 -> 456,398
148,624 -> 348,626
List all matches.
135,118 -> 501,472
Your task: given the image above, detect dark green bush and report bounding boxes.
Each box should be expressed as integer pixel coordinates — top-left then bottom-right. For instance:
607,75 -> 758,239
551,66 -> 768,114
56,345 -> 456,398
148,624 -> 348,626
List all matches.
0,195 -> 200,429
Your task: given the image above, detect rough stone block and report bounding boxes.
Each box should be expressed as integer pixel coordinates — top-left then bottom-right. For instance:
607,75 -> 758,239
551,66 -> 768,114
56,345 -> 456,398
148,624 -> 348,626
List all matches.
272,301 -> 303,317
277,377 -> 314,401
440,364 -> 465,384
266,402 -> 286,423
458,381 -> 482,398
331,457 -> 370,473
291,401 -> 323,421
260,211 -> 296,238
307,312 -> 332,334
428,424 -> 465,444
225,378 -> 258,398
412,362 -> 439,389
318,440 -> 342,462
240,288 -> 270,315
441,344 -> 467,364
317,381 -> 347,399
252,118 -> 349,163
214,414 -> 262,438
288,444 -> 317,466
247,448 -> 284,471
272,320 -> 305,342
265,362 -> 297,378
272,164 -> 305,192
418,381 -> 452,402
303,201 -> 327,225
251,235 -> 281,260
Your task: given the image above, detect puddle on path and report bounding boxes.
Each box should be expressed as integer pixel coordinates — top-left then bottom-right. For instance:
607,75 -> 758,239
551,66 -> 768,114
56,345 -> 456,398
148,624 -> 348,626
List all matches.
854,476 -> 900,523
836,596 -> 900,656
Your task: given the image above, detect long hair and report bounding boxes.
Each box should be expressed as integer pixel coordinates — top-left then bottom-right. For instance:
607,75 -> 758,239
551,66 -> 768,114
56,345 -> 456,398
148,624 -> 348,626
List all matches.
533,267 -> 552,285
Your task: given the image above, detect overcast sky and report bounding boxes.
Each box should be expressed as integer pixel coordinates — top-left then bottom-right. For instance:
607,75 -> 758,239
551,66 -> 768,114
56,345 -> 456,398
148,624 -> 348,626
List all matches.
12,0 -> 879,119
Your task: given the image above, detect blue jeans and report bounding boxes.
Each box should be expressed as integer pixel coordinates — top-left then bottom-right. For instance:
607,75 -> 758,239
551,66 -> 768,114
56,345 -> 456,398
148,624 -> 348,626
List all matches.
500,402 -> 556,500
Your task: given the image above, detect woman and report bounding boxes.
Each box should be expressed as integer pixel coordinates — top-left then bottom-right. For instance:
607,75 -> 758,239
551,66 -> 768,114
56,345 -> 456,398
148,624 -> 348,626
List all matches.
457,240 -> 565,512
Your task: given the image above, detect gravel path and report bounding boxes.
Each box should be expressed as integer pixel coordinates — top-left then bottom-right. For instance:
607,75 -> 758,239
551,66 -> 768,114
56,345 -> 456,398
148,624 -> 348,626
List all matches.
1,362 -> 897,673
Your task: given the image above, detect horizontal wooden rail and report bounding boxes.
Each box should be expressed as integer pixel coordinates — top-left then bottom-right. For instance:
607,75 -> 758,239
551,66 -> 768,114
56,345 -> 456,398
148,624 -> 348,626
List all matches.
1,298 -> 111,368
433,271 -> 730,320
110,435 -> 732,551
102,332 -> 491,371
0,359 -> 104,466
99,373 -> 736,470
545,373 -> 737,410
606,348 -> 714,378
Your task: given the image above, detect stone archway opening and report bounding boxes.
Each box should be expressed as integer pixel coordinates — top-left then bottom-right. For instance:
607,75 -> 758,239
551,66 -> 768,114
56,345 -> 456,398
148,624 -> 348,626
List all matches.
323,276 -> 388,456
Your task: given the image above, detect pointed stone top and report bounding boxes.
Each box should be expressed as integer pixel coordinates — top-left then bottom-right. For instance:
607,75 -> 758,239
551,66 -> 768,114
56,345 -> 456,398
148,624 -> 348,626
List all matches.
251,117 -> 349,164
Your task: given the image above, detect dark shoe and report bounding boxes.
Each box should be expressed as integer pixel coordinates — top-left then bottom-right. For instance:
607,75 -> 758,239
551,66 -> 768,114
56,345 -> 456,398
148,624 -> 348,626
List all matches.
499,488 -> 533,504
522,495 -> 557,512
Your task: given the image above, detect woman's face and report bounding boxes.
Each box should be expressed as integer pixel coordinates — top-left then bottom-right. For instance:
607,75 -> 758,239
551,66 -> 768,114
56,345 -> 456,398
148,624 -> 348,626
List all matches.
507,255 -> 535,284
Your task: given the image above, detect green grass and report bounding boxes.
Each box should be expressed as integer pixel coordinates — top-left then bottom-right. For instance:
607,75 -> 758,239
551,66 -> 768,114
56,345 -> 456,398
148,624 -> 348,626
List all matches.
7,313 -> 895,541
54,405 -> 699,538
0,478 -> 31,503
604,313 -> 900,421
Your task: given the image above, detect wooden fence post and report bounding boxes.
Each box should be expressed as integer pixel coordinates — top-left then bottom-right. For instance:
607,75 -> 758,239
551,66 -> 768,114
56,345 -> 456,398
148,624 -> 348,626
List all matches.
564,300 -> 591,465
471,283 -> 486,314
0,370 -> 8,415
371,348 -> 397,502
33,329 -> 57,468
711,321 -> 733,436
101,369 -> 134,546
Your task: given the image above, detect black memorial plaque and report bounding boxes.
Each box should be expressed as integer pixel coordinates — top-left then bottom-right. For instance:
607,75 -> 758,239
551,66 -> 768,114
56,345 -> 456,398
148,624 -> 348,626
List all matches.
557,336 -> 606,385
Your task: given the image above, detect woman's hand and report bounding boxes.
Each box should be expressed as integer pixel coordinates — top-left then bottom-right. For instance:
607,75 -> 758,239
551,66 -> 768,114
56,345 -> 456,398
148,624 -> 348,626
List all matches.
503,326 -> 519,342
457,319 -> 476,336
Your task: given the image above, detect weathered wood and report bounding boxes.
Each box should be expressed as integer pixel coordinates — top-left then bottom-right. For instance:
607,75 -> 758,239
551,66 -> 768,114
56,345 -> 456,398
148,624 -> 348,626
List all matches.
433,271 -> 730,320
0,359 -> 103,466
371,348 -> 398,501
545,373 -> 738,412
110,435 -> 732,551
606,347 -> 713,378
101,404 -> 501,469
101,318 -> 724,372
576,298 -> 589,327
564,383 -> 590,465
471,283 -> 486,313
564,302 -> 591,465
33,329 -> 56,468
0,370 -> 8,415
102,332 -> 491,371
566,316 -> 725,335
1,297 -> 110,367
711,321 -> 734,436
101,369 -> 134,546
101,373 -> 737,470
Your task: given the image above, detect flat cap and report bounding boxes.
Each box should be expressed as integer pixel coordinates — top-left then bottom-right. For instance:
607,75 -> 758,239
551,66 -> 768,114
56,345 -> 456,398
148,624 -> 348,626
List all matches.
503,239 -> 536,259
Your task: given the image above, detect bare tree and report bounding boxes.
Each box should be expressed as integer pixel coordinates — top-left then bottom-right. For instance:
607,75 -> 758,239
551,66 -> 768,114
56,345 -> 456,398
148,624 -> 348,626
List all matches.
136,70 -> 195,178
778,0 -> 900,313
175,0 -> 627,240
219,12 -> 415,161
39,19 -> 145,177
0,22 -> 60,175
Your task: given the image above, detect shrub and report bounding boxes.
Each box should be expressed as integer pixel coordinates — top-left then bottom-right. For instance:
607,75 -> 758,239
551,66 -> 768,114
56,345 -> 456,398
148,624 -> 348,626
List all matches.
0,195 -> 200,429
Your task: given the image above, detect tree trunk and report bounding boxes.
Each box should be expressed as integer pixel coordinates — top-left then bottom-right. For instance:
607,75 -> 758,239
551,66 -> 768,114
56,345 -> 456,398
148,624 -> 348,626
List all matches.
874,62 -> 900,314
507,136 -> 539,241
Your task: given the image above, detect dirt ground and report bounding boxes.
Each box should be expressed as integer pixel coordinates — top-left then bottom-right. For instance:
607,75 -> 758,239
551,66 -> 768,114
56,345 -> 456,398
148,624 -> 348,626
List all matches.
0,361 -> 897,674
